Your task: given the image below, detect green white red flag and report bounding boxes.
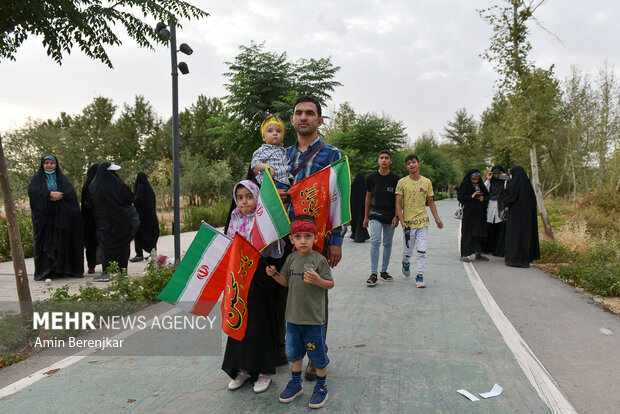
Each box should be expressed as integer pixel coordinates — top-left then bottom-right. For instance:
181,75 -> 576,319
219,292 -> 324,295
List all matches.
290,156 -> 351,251
157,223 -> 231,317
251,165 -> 291,251
221,233 -> 260,341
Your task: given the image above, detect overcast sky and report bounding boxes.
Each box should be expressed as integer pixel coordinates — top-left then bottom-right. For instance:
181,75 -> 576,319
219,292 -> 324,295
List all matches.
0,0 -> 617,144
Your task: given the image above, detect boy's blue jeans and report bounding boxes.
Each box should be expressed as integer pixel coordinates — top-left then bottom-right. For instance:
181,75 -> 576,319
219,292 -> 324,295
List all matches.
285,322 -> 329,369
369,219 -> 396,274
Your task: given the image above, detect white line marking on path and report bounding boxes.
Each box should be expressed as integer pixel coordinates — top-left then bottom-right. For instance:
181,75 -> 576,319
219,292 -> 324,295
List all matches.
0,307 -> 182,400
457,223 -> 577,413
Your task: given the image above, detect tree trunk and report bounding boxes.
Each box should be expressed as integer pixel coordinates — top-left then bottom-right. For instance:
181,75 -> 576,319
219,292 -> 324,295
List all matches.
530,143 -> 554,240
0,133 -> 33,325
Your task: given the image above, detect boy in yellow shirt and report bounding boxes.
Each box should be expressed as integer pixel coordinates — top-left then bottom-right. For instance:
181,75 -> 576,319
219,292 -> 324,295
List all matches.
395,154 -> 443,287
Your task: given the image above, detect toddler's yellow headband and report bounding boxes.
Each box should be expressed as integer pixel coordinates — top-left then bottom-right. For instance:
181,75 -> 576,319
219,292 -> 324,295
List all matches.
260,117 -> 285,137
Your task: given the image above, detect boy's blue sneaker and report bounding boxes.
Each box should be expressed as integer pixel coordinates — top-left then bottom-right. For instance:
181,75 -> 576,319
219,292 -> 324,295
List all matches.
279,380 -> 303,403
402,261 -> 411,277
416,275 -> 425,288
308,384 -> 329,409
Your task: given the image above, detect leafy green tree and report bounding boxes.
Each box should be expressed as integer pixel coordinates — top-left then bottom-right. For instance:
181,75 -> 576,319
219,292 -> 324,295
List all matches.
329,113 -> 407,176
0,0 -> 208,67
179,95 -> 223,158
413,132 -> 457,189
0,0 -> 207,322
442,107 -> 487,173
115,95 -> 163,176
214,42 -> 341,161
323,102 -> 357,138
479,0 -> 556,238
180,149 -> 234,206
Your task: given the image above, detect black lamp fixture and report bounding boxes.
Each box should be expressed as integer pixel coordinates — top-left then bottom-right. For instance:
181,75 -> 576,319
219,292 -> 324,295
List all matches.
155,20 -> 194,263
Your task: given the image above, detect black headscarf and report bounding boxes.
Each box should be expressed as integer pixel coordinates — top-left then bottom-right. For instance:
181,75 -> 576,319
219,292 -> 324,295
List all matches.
457,169 -> 489,257
89,162 -> 139,270
28,155 -> 84,280
350,172 -> 370,243
81,163 -> 99,268
503,166 -> 540,267
488,165 -> 505,201
133,172 -> 159,252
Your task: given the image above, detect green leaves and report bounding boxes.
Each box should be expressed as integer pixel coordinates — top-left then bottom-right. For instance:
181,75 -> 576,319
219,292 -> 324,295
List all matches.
0,0 -> 208,67
217,42 -> 341,162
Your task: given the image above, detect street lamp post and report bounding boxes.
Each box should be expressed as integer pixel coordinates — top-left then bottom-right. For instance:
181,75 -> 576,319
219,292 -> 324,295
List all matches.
156,21 -> 193,263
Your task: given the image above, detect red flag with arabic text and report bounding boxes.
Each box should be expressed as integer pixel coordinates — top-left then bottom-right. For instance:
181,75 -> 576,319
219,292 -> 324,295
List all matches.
221,233 -> 260,341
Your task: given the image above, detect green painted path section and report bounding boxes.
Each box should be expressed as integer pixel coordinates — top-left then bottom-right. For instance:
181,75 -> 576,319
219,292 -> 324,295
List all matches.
0,200 -> 551,413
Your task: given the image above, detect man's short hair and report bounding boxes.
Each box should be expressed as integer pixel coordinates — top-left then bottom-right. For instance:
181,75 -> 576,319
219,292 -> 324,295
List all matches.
293,96 -> 322,118
379,149 -> 392,159
405,154 -> 420,163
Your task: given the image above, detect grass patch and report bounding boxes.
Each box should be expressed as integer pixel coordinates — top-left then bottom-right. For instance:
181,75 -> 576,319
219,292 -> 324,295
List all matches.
537,194 -> 619,298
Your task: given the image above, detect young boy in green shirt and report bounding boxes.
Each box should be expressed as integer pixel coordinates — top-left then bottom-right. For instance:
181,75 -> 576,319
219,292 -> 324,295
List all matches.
266,215 -> 334,409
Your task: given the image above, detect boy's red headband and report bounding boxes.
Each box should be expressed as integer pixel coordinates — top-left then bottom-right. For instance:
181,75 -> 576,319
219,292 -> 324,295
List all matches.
290,219 -> 317,235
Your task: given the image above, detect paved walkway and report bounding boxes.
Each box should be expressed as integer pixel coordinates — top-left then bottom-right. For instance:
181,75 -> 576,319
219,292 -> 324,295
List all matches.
0,199 -> 617,413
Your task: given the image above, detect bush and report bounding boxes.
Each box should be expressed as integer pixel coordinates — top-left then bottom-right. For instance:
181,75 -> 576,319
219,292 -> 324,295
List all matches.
557,262 -> 620,297
537,240 -> 573,264
181,201 -> 230,232
434,192 -> 449,201
588,189 -> 620,216
0,259 -> 178,368
0,212 -> 34,261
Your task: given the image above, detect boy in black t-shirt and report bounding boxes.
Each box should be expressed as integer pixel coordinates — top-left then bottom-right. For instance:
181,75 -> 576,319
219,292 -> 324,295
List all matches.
363,150 -> 400,286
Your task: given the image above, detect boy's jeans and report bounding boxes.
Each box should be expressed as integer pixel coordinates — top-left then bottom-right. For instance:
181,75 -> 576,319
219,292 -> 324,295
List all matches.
369,219 -> 396,274
402,226 -> 428,275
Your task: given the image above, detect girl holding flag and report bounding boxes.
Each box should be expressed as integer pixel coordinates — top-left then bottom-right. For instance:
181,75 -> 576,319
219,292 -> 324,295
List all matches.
222,180 -> 285,394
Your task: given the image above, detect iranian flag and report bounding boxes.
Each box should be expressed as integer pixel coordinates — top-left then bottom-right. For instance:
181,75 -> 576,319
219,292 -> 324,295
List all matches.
251,165 -> 291,251
157,223 -> 231,317
290,156 -> 352,251
222,233 -> 260,341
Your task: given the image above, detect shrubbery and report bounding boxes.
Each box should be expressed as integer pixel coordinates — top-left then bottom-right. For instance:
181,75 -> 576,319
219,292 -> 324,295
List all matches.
538,240 -> 572,264
0,259 -> 177,368
181,201 -> 230,232
0,211 -> 33,261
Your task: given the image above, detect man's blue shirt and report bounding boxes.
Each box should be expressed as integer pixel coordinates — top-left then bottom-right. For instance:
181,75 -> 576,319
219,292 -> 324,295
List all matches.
286,137 -> 346,246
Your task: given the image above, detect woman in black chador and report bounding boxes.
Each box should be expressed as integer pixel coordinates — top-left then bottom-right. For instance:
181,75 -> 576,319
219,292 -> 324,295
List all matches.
88,162 -> 139,280
503,166 -> 541,268
483,165 -> 507,257
349,172 -> 370,243
81,163 -> 99,274
458,169 -> 489,262
129,172 -> 159,262
28,155 -> 84,280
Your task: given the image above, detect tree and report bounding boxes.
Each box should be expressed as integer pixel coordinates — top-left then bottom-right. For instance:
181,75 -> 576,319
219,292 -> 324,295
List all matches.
214,42 -> 341,161
413,131 -> 458,190
442,108 -> 487,173
1,0 -> 208,67
0,0 -> 207,324
323,102 -> 357,138
329,113 -> 408,176
179,95 -> 223,158
479,0 -> 556,239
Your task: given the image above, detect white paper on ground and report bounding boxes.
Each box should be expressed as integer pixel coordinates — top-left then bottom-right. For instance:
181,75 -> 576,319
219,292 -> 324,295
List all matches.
479,383 -> 503,399
457,389 -> 480,401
